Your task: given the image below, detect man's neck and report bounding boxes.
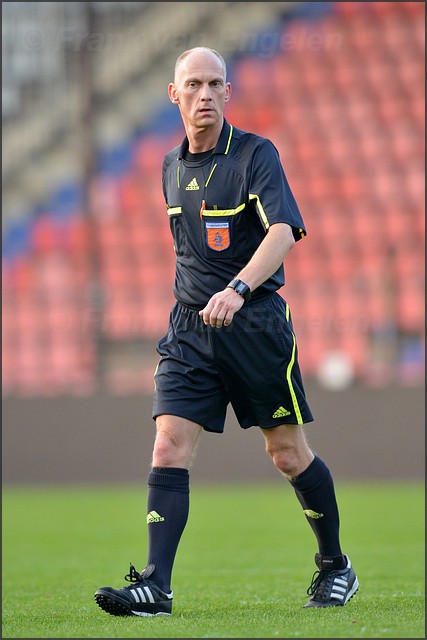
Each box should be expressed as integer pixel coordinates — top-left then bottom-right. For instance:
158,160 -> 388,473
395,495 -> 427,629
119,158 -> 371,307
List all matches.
186,118 -> 223,153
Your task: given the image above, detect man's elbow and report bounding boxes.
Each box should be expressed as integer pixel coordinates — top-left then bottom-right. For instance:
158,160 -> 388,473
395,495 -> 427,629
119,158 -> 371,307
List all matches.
287,228 -> 296,251
267,223 -> 296,259
278,223 -> 296,251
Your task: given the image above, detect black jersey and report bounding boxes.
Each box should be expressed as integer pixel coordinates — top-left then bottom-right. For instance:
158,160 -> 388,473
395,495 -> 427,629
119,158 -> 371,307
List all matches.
162,119 -> 307,308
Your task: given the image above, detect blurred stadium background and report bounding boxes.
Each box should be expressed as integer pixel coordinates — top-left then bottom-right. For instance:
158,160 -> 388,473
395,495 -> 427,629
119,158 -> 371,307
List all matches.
2,1 -> 425,484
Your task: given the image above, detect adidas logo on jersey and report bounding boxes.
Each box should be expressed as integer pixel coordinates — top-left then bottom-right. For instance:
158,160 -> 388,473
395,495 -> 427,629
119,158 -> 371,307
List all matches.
147,510 -> 165,523
272,406 -> 291,418
185,177 -> 200,190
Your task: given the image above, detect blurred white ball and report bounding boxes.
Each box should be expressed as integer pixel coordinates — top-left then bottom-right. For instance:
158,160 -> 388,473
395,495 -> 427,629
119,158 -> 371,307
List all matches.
317,350 -> 355,390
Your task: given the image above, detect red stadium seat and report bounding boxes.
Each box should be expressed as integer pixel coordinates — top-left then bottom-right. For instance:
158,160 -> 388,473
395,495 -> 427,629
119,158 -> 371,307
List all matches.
396,282 -> 425,334
132,135 -> 170,176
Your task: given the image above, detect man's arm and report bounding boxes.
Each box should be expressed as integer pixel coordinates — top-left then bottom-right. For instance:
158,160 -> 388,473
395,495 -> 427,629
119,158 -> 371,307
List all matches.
199,222 -> 295,328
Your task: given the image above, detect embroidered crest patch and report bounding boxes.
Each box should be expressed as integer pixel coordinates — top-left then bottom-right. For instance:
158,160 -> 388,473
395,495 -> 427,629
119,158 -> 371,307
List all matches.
205,221 -> 230,251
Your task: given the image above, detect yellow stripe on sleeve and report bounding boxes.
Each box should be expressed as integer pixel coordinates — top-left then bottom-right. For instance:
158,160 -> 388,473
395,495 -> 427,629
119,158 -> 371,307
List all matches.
167,206 -> 182,215
249,193 -> 270,230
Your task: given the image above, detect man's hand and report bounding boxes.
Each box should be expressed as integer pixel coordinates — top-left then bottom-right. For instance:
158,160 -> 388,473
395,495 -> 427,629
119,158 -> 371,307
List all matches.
199,288 -> 245,328
199,225 -> 295,328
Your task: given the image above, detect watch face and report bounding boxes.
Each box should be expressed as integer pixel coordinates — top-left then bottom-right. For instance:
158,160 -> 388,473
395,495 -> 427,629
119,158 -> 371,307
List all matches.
236,281 -> 250,300
227,279 -> 250,301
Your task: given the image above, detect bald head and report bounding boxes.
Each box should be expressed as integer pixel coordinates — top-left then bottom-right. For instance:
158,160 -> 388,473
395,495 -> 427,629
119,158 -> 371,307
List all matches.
174,47 -> 227,83
168,46 -> 231,147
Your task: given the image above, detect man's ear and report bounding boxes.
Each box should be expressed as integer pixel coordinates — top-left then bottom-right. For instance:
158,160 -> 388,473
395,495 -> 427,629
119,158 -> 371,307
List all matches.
168,83 -> 179,104
224,82 -> 232,103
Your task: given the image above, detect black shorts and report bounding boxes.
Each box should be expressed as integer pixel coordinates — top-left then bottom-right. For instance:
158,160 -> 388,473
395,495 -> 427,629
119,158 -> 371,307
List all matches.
152,293 -> 314,433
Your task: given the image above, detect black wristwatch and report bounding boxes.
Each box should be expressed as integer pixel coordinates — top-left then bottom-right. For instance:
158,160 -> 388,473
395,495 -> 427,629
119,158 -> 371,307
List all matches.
226,278 -> 251,302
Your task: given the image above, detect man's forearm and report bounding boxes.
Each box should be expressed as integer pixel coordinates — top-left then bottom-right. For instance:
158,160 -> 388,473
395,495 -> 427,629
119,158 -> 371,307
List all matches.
199,223 -> 296,327
235,223 -> 295,292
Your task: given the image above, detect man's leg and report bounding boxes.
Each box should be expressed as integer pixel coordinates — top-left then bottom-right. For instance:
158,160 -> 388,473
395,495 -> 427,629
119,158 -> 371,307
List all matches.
94,415 -> 201,616
146,415 -> 202,592
262,424 -> 358,606
262,424 -> 343,558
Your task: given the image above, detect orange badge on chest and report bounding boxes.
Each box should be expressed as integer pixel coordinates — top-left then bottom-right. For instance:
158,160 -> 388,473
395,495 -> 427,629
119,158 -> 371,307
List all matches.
205,222 -> 230,251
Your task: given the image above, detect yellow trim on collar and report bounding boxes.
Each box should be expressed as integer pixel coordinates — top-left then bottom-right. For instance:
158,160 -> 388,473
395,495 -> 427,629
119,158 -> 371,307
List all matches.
205,163 -> 218,187
224,125 -> 233,154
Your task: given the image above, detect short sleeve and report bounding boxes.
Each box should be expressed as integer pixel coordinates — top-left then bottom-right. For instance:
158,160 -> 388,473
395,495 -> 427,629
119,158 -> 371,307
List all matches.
248,140 -> 307,241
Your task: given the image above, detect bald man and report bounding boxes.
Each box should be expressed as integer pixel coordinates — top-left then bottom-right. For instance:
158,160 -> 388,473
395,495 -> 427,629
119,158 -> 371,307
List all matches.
94,47 -> 358,617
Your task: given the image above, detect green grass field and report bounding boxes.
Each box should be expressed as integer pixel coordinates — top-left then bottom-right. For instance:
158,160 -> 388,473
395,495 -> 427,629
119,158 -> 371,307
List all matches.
2,481 -> 425,638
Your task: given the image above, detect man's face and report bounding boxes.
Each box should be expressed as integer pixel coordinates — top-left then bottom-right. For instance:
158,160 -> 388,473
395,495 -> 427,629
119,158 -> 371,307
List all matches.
169,51 -> 231,129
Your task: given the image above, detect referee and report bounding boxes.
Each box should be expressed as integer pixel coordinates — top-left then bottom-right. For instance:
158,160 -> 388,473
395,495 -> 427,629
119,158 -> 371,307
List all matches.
95,46 -> 359,616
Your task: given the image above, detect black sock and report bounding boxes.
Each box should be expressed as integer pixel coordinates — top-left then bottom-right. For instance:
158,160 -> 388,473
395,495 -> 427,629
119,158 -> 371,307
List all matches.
146,467 -> 189,592
290,455 -> 345,565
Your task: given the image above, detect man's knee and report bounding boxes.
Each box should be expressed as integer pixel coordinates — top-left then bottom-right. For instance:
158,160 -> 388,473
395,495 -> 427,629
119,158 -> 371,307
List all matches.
152,430 -> 180,466
152,415 -> 202,468
267,445 -> 300,476
263,425 -> 313,478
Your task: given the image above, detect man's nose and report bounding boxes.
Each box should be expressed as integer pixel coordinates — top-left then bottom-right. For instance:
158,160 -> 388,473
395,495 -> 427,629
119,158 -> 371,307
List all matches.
200,84 -> 213,100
